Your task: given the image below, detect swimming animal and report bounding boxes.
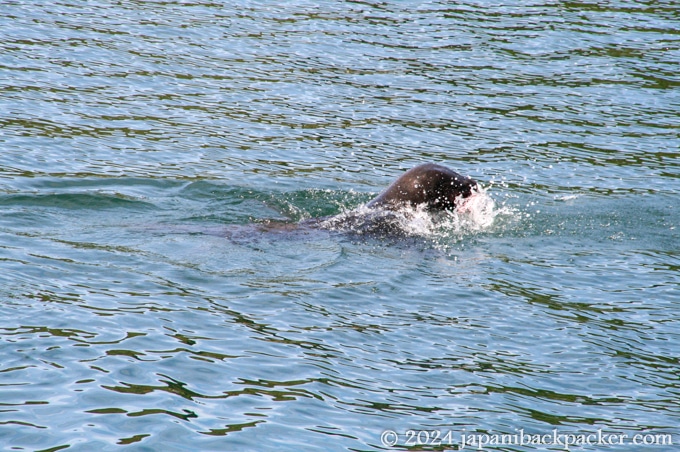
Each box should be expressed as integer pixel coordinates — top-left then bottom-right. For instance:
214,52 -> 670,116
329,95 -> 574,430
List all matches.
300,163 -> 478,234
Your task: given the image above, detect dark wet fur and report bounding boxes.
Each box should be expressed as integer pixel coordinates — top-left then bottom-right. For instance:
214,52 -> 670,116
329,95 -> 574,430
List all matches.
366,163 -> 477,212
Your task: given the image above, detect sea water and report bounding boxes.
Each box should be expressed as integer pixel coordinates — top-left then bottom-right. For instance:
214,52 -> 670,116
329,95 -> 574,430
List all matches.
1,1 -> 678,451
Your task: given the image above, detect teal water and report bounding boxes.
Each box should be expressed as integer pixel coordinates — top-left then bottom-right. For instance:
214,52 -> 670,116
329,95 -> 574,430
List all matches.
1,1 -> 679,451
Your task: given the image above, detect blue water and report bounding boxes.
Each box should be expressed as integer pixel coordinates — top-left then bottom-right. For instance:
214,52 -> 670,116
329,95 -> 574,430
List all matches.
1,1 -> 679,451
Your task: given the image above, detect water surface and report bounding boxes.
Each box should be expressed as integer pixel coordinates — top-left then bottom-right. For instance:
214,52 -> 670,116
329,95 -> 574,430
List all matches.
1,1 -> 679,451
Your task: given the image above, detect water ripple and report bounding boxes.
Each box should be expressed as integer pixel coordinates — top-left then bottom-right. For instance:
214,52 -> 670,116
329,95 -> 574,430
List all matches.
1,0 -> 678,450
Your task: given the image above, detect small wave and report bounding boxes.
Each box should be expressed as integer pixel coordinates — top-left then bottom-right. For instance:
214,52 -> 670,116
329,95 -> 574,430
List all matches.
554,194 -> 582,202
0,192 -> 154,210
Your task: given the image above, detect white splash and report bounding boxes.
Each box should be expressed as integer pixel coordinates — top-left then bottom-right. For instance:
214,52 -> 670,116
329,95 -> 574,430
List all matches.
554,194 -> 581,202
450,188 -> 500,231
319,186 -> 512,239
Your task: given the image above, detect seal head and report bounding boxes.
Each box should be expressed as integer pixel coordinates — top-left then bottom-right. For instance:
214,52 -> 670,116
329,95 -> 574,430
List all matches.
366,163 -> 478,212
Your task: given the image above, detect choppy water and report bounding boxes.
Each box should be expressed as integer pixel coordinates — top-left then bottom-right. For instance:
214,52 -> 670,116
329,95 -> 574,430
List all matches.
1,1 -> 679,451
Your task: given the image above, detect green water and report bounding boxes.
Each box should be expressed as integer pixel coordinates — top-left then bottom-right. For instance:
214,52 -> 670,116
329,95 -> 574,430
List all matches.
1,1 -> 678,451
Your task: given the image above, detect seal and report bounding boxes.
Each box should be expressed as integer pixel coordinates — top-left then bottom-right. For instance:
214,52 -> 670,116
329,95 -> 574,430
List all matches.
366,163 -> 477,212
300,163 -> 478,235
